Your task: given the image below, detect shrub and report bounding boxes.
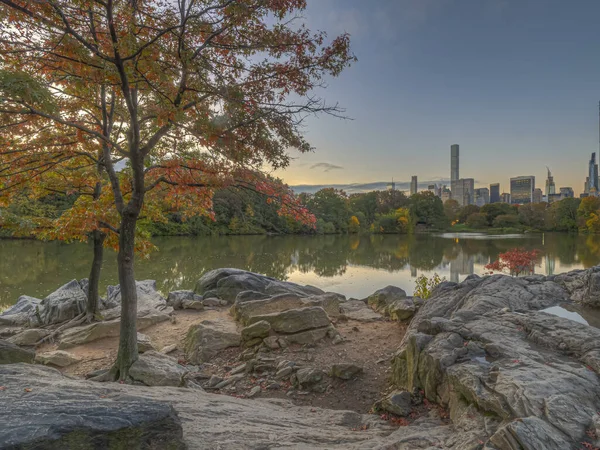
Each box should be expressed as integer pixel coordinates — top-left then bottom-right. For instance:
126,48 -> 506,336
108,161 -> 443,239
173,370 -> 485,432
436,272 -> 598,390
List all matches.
414,273 -> 446,299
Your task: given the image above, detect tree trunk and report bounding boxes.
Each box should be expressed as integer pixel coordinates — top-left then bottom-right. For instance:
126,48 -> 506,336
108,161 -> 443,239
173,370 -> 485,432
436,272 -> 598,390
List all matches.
86,229 -> 106,319
113,211 -> 139,380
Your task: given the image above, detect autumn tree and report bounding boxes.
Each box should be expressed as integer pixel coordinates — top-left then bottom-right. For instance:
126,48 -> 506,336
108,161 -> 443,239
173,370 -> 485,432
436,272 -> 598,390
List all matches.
485,248 -> 540,277
0,0 -> 354,380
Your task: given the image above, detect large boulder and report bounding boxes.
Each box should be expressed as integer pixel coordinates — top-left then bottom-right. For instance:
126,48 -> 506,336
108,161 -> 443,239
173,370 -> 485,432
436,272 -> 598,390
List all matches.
387,297 -> 424,322
34,280 -> 88,326
7,328 -> 50,346
0,295 -> 41,326
35,350 -> 80,367
391,273 -> 600,448
0,364 -> 185,449
340,300 -> 383,322
246,306 -> 330,334
167,290 -> 204,310
195,268 -> 324,303
184,319 -> 241,364
106,279 -> 170,314
0,340 -> 34,364
129,351 -> 189,387
555,267 -> 600,307
367,285 -> 407,313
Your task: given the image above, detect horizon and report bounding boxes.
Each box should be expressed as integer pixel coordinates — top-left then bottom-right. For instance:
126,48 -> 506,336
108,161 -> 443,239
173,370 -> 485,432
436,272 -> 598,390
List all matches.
275,0 -> 600,196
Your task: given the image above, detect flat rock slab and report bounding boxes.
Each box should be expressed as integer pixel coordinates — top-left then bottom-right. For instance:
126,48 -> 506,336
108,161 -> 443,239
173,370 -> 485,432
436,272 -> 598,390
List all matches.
35,350 -> 80,367
340,300 -> 383,322
184,318 -> 241,364
130,351 -> 189,387
0,364 -> 185,449
0,340 -> 34,364
246,306 -> 330,334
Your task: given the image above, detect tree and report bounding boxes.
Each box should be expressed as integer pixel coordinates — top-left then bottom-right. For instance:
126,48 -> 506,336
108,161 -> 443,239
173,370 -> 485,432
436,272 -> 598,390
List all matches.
457,204 -> 480,224
349,191 -> 378,225
0,0 -> 353,380
493,214 -> 520,228
485,248 -> 540,276
480,203 -> 516,226
410,192 -> 447,229
443,199 -> 460,224
518,203 -> 547,230
348,215 -> 360,233
465,212 -> 488,229
305,189 -> 350,233
377,190 -> 409,214
547,198 -> 580,231
578,197 -> 600,227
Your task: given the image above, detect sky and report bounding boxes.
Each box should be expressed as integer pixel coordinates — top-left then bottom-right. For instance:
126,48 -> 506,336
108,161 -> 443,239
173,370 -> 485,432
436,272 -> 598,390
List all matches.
275,0 -> 600,194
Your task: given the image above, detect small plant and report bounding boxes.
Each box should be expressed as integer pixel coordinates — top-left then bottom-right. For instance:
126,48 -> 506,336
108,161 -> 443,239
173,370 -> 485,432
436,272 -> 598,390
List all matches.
485,248 -> 540,277
414,273 -> 446,299
0,304 -> 10,314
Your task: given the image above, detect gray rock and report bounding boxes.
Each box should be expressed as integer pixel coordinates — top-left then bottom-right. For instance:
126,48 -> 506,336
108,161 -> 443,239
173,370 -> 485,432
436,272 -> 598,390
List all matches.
330,363 -> 363,380
106,280 -> 169,314
129,351 -> 189,387
167,290 -> 203,310
241,320 -> 271,341
0,364 -> 185,449
247,385 -> 261,398
377,391 -> 412,416
35,280 -> 88,326
340,300 -> 383,322
263,336 -> 280,349
246,306 -> 330,334
387,298 -> 422,322
207,375 -> 223,388
7,328 -> 50,346
282,326 -> 331,345
182,299 -> 204,310
214,374 -> 244,389
35,350 -> 80,367
367,285 -> 407,313
0,295 -> 41,326
294,367 -> 326,389
275,366 -> 294,380
137,332 -> 156,353
184,319 -> 241,364
201,298 -> 221,307
161,344 -> 178,354
0,340 -> 34,364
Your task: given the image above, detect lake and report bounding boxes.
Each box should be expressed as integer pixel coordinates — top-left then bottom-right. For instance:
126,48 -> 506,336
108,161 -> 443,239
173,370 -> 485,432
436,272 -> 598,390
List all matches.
2,232 -> 600,307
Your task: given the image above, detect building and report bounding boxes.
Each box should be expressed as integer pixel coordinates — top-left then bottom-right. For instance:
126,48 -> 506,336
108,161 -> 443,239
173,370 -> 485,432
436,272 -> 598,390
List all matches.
545,168 -> 556,197
560,187 -> 574,199
490,183 -> 500,203
450,144 -> 459,195
454,178 -> 474,206
533,188 -> 543,204
387,180 -> 396,191
589,153 -> 599,193
410,176 -> 418,196
474,188 -> 490,207
501,193 -> 511,203
510,176 -> 535,205
441,189 -> 452,203
547,194 -> 562,203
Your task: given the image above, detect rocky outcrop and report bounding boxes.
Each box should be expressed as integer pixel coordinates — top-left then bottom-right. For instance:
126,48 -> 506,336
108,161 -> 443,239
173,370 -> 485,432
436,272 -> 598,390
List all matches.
137,332 -> 156,353
247,306 -> 330,334
0,340 -> 34,364
184,319 -> 241,364
387,297 -> 424,322
340,299 -> 383,322
7,328 -> 50,346
35,279 -> 88,326
554,266 -> 600,307
391,273 -> 600,449
0,295 -> 41,326
167,290 -> 204,310
0,364 -> 185,449
35,350 -> 80,367
367,285 -> 407,313
195,268 -> 324,303
106,279 -> 171,315
129,351 -> 189,387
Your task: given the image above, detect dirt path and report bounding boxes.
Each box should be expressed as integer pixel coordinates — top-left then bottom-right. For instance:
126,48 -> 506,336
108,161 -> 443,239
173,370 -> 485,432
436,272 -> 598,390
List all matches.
40,308 -> 407,413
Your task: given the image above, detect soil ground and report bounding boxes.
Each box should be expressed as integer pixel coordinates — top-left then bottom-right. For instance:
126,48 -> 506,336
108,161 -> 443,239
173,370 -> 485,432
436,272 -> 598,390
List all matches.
39,307 -> 408,413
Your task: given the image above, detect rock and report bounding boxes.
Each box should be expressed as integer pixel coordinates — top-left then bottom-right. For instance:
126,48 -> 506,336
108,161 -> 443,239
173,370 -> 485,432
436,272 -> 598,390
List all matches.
294,368 -> 325,389
0,340 -> 34,364
332,334 -> 344,345
247,385 -> 261,398
340,300 -> 383,322
7,328 -> 50,346
367,285 -> 407,313
391,272 -> 598,448
231,363 -> 247,375
137,332 -> 156,353
35,350 -> 80,367
246,306 -> 330,334
161,344 -> 178,354
236,290 -> 269,303
195,268 -> 324,303
129,351 -> 189,387
58,311 -> 170,348
330,363 -> 363,380
106,280 -> 170,314
0,364 -> 185,449
233,292 -> 342,324
283,327 -> 331,345
35,280 -> 88,326
387,298 -> 422,322
241,320 -> 271,341
0,295 -> 41,326
167,290 -> 203,310
275,366 -> 294,380
376,391 -> 412,416
182,299 -> 204,310
214,374 -> 244,389
184,319 -> 241,364
267,382 -> 280,390
263,336 -> 280,349
201,298 -> 221,307
207,375 -> 223,388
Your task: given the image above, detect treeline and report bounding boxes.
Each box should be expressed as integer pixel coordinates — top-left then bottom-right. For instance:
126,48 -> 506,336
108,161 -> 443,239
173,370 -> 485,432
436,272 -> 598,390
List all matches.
4,187 -> 600,237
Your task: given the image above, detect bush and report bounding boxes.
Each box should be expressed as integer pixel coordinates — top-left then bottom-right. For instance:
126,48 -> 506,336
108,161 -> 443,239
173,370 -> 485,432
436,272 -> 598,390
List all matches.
413,273 -> 446,299
466,213 -> 488,229
493,214 -> 520,228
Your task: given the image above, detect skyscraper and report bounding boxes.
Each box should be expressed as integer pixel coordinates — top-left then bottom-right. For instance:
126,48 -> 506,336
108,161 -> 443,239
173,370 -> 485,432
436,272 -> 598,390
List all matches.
474,188 -> 490,207
490,183 -> 500,203
454,178 -> 474,206
450,144 -> 459,195
410,176 -> 418,196
589,153 -> 599,192
510,176 -> 535,205
560,187 -> 574,199
545,167 -> 556,197
533,188 -> 543,204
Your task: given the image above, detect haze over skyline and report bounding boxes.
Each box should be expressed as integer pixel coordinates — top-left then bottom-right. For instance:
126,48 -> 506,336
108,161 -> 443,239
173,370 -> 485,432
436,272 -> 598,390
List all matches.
276,0 -> 600,194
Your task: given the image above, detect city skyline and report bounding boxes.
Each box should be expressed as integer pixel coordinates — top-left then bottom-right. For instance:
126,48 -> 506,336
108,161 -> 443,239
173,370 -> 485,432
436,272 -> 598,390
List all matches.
275,0 -> 600,192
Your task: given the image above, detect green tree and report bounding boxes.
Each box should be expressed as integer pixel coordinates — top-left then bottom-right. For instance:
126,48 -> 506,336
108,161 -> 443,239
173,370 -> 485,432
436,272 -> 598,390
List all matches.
457,205 -> 480,224
518,203 -> 547,229
493,214 -> 521,228
410,192 -> 448,229
377,190 -> 409,214
306,189 -> 350,233
349,192 -> 378,225
466,213 -> 488,229
547,198 -> 580,231
480,203 -> 516,226
443,199 -> 461,224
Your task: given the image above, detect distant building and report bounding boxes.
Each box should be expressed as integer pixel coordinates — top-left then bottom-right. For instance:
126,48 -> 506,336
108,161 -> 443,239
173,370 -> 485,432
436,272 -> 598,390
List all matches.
510,176 -> 535,205
387,180 -> 396,191
548,193 -> 562,203
589,153 -> 599,193
545,168 -> 556,197
454,178 -> 474,206
441,189 -> 452,203
410,176 -> 418,196
451,144 -> 459,195
560,187 -> 574,199
501,193 -> 511,204
490,183 -> 500,203
533,188 -> 543,204
474,188 -> 490,207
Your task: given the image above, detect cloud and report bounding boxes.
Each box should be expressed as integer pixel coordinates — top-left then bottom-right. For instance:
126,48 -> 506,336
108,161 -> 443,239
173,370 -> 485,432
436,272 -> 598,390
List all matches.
310,162 -> 344,172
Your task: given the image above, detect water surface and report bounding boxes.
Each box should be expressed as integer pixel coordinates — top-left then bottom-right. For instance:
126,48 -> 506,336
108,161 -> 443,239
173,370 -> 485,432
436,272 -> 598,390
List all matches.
2,232 -> 600,306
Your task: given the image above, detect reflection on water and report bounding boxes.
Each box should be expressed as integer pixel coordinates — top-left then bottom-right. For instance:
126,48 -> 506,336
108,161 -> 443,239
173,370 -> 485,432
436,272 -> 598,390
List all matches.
541,306 -> 589,325
2,232 -> 600,305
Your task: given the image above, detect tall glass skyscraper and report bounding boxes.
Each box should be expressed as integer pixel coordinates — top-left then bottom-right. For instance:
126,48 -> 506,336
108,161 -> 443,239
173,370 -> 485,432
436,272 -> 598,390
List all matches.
450,144 -> 459,194
589,153 -> 599,192
490,183 -> 500,203
510,176 -> 535,205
